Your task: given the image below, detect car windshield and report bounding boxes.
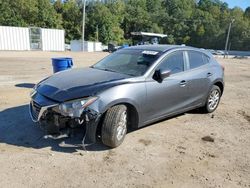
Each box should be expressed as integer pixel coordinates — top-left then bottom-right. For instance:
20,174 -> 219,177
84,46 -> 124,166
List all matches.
92,49 -> 161,76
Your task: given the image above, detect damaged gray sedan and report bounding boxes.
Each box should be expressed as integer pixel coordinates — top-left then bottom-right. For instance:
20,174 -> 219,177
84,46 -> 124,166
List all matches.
29,45 -> 224,148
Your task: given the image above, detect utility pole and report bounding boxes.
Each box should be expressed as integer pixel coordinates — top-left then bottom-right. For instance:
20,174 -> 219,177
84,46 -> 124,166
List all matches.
82,0 -> 86,52
96,25 -> 99,42
224,19 -> 235,58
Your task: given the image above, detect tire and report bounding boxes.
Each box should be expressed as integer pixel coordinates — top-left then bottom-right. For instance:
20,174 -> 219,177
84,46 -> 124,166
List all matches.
203,85 -> 221,113
101,105 -> 127,148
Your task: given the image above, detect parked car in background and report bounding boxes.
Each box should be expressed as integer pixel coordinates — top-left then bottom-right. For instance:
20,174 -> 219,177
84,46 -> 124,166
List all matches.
207,49 -> 226,56
64,44 -> 71,51
107,43 -> 120,53
207,49 -> 216,54
30,45 -> 224,148
214,50 -> 225,55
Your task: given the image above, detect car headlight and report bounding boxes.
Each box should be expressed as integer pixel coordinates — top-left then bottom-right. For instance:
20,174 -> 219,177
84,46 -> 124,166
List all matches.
58,97 -> 98,117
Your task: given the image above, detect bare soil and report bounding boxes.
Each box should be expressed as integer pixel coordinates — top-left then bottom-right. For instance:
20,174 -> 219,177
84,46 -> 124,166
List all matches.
0,51 -> 249,188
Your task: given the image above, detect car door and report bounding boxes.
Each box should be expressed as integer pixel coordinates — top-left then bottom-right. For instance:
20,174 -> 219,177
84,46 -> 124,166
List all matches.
142,50 -> 190,124
184,50 -> 211,106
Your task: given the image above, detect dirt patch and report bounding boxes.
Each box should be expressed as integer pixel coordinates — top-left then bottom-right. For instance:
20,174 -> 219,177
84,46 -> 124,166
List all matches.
203,152 -> 216,158
138,139 -> 152,146
238,110 -> 250,123
176,146 -> 186,154
103,150 -> 116,163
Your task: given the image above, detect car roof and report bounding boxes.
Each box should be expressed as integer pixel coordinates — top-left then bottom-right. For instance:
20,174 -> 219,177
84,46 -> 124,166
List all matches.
125,45 -> 191,52
124,45 -> 212,56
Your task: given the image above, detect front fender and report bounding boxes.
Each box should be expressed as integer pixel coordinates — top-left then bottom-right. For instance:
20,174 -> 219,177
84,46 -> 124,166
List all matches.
101,98 -> 140,114
88,82 -> 146,127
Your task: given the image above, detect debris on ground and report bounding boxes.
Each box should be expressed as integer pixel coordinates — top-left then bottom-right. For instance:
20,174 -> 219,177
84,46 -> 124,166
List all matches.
129,168 -> 145,175
204,152 -> 216,158
202,136 -> 215,142
134,170 -> 144,175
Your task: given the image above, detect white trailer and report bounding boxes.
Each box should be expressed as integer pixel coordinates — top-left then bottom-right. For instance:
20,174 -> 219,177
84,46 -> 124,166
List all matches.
0,26 -> 65,51
41,28 -> 65,51
70,40 -> 103,52
0,26 -> 30,51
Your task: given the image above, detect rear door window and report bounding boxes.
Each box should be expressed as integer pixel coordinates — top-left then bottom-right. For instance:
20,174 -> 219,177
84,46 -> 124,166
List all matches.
188,51 -> 209,69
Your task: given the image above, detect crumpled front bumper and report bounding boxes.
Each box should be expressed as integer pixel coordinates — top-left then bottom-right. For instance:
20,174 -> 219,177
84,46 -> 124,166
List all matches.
29,92 -> 102,144
29,101 -> 57,122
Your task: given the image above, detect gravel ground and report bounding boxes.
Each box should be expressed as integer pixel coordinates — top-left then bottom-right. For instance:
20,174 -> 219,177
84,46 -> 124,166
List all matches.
0,51 -> 249,188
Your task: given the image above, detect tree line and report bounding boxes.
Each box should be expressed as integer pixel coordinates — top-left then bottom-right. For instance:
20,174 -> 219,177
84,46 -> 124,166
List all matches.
0,0 -> 250,50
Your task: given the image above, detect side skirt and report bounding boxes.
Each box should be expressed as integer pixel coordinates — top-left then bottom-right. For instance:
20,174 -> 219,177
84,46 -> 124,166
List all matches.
139,103 -> 203,128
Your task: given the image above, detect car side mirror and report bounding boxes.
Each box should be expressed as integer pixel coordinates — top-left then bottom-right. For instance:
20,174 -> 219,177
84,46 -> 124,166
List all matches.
153,69 -> 171,82
160,70 -> 171,79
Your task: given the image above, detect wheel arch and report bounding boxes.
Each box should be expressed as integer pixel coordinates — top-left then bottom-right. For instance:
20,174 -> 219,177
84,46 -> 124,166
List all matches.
96,101 -> 140,137
213,80 -> 224,94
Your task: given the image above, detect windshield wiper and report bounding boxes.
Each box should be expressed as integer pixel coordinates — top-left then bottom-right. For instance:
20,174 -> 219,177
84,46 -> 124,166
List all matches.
103,68 -> 118,73
92,66 -> 136,76
103,68 -> 136,76
94,67 -> 118,73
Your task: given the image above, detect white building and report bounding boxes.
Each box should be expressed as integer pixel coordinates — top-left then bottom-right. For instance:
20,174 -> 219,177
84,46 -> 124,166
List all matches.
70,40 -> 102,52
0,26 -> 65,51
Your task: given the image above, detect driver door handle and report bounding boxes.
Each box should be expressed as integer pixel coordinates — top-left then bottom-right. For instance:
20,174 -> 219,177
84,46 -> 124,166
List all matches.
179,80 -> 187,87
207,72 -> 213,77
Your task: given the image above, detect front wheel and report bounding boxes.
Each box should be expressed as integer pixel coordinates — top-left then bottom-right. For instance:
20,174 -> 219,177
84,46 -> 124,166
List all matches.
203,85 -> 221,113
101,105 -> 127,148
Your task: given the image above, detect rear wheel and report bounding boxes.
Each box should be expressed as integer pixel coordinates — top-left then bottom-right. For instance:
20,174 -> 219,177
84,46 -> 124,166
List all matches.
203,85 -> 221,113
101,105 -> 127,148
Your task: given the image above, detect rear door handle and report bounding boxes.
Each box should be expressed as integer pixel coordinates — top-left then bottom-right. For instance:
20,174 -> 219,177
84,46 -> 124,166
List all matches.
207,72 -> 213,77
179,80 -> 187,87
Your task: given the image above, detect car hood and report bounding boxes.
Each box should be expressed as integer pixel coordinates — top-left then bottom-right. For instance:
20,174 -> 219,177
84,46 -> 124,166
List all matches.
36,67 -> 131,102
